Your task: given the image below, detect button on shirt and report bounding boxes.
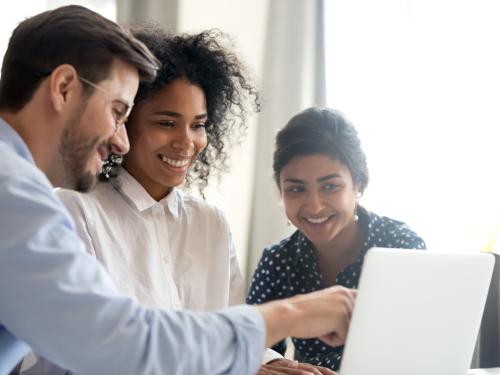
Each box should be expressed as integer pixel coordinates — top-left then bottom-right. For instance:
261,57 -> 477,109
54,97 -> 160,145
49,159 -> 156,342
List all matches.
0,118 -> 265,375
247,206 -> 426,371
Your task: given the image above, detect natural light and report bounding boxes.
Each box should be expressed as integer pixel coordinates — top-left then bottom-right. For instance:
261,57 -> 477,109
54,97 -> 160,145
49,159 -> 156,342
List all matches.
325,0 -> 500,253
0,0 -> 116,71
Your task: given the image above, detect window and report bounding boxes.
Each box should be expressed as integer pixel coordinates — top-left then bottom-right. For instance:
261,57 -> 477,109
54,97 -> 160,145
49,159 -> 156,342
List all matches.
325,0 -> 500,252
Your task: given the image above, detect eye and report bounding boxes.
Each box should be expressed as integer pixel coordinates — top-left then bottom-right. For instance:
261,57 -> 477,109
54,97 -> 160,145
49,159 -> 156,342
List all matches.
285,186 -> 305,194
192,122 -> 206,130
112,107 -> 126,122
323,183 -> 339,191
157,120 -> 175,127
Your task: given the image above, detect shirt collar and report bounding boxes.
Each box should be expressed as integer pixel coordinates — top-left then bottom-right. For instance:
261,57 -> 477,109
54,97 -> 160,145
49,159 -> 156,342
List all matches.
0,117 -> 35,165
112,168 -> 182,219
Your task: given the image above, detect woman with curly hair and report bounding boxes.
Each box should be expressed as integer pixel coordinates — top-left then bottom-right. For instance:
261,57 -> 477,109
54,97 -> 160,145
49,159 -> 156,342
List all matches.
56,26 -> 256,317
20,25 -> 337,374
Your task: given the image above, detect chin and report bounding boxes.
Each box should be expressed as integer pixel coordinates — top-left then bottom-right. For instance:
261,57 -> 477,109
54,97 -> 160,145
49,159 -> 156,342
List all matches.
74,172 -> 98,193
162,176 -> 185,189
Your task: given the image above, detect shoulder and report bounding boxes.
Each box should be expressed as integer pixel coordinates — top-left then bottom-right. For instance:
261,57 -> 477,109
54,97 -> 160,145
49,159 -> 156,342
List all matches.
248,232 -> 302,303
0,142 -> 62,215
259,231 -> 302,265
0,142 -> 49,187
56,182 -> 114,211
365,209 -> 426,249
0,145 -> 82,247
180,191 -> 229,227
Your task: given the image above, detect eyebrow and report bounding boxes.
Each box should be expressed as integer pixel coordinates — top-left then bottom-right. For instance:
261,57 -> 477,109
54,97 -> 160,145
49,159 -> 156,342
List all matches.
283,173 -> 344,184
114,99 -> 132,108
153,110 -> 208,120
317,173 -> 343,182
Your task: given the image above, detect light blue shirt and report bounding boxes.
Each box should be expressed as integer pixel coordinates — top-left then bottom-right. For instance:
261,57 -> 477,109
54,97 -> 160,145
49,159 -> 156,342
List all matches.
0,118 -> 265,375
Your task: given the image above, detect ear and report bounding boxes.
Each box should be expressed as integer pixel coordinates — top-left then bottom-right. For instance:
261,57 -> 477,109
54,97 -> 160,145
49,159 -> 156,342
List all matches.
48,64 -> 79,113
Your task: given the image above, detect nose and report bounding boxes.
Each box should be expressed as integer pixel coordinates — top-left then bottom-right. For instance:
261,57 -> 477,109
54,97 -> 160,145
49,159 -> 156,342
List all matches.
306,190 -> 325,214
171,125 -> 193,152
109,124 -> 130,156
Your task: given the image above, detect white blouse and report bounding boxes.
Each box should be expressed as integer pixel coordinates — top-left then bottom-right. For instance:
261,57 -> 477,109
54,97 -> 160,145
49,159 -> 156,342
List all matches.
21,170 -> 280,373
56,169 -> 245,312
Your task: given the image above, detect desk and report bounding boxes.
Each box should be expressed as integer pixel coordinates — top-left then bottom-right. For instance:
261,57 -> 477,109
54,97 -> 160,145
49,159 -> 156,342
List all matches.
471,369 -> 500,375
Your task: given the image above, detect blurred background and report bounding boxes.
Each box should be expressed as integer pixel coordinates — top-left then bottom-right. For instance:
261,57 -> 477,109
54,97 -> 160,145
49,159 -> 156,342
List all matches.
2,0 -> 500,287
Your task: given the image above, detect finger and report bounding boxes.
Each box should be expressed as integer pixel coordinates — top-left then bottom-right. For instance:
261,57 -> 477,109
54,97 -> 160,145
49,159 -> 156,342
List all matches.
295,363 -> 336,375
318,332 -> 340,347
267,359 -> 299,368
315,366 -> 337,375
257,367 -> 278,375
264,364 -> 318,375
294,363 -> 323,375
264,365 -> 315,375
319,320 -> 348,347
321,305 -> 351,347
342,290 -> 356,317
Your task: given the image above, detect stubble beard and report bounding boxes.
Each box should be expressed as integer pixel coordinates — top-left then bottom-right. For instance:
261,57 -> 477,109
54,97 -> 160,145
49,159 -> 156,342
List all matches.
59,105 -> 102,192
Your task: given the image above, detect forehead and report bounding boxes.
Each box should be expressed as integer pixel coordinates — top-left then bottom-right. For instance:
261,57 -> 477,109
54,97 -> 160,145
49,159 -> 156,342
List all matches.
280,154 -> 351,180
147,78 -> 206,110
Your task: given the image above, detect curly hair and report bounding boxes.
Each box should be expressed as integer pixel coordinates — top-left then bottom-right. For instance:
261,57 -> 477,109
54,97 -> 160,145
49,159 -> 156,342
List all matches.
100,25 -> 260,194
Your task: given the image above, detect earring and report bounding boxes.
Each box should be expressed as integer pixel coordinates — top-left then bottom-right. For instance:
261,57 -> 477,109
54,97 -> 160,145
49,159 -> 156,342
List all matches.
287,220 -> 291,226
353,204 -> 359,222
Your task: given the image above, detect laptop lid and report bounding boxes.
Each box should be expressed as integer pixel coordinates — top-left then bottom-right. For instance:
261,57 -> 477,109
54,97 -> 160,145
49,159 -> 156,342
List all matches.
339,248 -> 494,375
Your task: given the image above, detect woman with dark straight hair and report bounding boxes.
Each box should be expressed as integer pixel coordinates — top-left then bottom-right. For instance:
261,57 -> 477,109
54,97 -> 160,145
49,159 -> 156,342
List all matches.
247,107 -> 426,371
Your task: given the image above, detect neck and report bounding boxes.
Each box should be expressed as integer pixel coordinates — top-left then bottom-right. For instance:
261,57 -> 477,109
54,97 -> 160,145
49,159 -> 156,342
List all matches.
314,219 -> 363,269
0,103 -> 65,186
123,165 -> 173,202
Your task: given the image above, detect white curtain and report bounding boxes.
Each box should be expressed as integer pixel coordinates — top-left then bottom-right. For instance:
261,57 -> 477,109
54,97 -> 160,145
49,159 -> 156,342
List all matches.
116,0 -> 178,29
246,0 -> 326,281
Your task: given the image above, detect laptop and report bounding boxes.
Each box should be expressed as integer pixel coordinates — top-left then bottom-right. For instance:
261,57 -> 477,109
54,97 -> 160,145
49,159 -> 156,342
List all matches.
339,248 -> 494,375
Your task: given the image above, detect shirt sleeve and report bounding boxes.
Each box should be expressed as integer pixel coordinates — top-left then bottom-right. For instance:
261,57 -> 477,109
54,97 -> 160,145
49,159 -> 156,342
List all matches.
0,172 -> 265,375
262,348 -> 284,363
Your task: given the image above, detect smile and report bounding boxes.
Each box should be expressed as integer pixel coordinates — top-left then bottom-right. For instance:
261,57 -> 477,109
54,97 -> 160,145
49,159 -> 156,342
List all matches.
159,155 -> 191,168
304,215 -> 334,224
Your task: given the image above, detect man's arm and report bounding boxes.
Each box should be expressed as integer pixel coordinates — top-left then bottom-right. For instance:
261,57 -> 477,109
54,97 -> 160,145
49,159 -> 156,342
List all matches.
0,170 -> 355,375
0,173 -> 265,375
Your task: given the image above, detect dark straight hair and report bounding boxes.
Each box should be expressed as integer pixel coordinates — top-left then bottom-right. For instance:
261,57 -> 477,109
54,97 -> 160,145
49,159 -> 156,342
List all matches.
273,107 -> 369,193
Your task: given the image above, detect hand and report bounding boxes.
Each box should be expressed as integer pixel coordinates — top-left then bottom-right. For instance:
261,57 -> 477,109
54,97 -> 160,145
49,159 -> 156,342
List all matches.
289,286 -> 357,347
258,285 -> 357,348
257,359 -> 337,375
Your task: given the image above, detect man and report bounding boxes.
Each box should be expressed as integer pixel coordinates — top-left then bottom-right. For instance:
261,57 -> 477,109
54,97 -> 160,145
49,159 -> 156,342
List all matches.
0,5 -> 356,375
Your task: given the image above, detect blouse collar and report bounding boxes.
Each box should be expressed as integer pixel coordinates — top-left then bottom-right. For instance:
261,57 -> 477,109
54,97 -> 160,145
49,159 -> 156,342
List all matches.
111,169 -> 182,219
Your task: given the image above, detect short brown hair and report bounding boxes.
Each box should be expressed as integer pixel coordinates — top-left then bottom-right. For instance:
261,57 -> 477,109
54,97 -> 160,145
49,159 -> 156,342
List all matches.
0,5 -> 159,111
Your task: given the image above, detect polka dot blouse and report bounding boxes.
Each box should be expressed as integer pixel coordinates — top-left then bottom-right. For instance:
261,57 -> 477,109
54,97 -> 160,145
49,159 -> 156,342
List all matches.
246,206 -> 426,371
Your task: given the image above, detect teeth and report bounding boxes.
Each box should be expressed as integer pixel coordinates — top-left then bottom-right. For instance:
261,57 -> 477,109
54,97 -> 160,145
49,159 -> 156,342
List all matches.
160,155 -> 190,168
305,216 -> 331,224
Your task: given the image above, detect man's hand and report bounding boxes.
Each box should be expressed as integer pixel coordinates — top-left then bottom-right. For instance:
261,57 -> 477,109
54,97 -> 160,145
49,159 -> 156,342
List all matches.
257,358 -> 336,375
257,285 -> 357,348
